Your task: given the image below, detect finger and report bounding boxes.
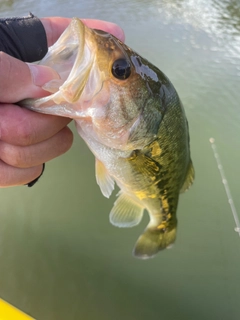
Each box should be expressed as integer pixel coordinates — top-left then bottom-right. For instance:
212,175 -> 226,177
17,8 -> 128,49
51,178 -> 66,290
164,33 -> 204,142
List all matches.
40,17 -> 125,46
0,126 -> 73,168
82,19 -> 125,42
0,160 -> 43,187
0,52 -> 60,103
0,104 -> 71,146
40,17 -> 71,46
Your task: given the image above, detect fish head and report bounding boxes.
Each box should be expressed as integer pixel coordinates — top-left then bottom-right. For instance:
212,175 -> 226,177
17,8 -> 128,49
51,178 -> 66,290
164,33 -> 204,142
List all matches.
23,18 -> 173,150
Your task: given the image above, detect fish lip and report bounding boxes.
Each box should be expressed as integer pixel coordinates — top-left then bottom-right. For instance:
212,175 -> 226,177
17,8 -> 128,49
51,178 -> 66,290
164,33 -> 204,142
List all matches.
21,18 -> 96,118
58,18 -> 94,104
40,18 -> 86,81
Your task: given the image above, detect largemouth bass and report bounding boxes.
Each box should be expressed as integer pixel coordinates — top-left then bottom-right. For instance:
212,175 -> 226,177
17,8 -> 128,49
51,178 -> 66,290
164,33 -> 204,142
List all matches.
22,18 -> 194,259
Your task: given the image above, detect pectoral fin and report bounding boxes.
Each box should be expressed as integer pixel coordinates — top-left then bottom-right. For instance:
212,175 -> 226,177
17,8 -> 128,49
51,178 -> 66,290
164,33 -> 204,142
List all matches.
95,158 -> 115,198
110,193 -> 144,228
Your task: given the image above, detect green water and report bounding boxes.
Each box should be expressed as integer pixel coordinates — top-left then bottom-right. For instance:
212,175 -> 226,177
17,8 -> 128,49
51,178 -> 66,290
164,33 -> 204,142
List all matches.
1,0 -> 240,319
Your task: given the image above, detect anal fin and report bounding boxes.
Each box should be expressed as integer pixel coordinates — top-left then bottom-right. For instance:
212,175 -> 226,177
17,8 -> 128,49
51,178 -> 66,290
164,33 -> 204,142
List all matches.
110,193 -> 144,228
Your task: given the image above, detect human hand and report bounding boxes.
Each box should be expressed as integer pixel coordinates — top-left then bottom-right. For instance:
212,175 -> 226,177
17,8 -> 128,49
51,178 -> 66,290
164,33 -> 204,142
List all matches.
0,17 -> 125,187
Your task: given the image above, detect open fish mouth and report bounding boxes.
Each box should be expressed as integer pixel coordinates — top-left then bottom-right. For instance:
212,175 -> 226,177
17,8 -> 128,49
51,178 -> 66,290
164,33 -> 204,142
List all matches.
22,18 -> 96,118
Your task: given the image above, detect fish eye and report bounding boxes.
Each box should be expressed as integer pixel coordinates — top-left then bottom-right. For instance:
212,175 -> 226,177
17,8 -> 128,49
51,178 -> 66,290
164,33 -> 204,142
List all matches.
112,58 -> 131,80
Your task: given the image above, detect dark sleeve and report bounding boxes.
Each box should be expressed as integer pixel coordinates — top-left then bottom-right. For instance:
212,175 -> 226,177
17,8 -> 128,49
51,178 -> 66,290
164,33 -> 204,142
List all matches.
0,12 -> 48,62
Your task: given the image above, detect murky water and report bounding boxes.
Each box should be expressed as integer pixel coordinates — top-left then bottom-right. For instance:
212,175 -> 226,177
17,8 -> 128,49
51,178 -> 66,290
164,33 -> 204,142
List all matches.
0,0 -> 240,319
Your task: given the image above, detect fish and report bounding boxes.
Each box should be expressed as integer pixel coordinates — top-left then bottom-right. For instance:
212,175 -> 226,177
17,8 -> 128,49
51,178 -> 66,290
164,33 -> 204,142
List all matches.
22,18 -> 194,259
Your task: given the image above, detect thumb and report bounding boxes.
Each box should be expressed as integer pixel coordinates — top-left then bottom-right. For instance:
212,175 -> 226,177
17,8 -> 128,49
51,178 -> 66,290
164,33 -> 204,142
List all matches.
0,51 -> 59,103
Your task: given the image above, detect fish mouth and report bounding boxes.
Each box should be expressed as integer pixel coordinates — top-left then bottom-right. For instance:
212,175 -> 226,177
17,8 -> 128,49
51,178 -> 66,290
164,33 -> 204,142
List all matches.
21,18 -> 96,118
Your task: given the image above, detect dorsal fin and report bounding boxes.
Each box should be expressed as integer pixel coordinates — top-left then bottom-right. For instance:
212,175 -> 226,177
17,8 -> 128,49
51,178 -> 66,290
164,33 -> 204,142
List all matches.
110,193 -> 144,228
95,158 -> 115,198
180,159 -> 195,193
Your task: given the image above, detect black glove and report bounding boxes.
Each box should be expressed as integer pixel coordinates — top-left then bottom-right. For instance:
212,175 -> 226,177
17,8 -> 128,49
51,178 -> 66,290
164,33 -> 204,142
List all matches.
0,12 -> 48,62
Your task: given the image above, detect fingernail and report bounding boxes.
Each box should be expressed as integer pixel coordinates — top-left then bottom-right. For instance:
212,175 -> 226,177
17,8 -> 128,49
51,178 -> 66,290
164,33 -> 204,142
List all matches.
27,64 -> 60,87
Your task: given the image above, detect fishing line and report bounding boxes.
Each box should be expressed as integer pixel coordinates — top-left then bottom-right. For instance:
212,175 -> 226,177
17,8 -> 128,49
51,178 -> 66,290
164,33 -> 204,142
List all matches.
209,137 -> 240,236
